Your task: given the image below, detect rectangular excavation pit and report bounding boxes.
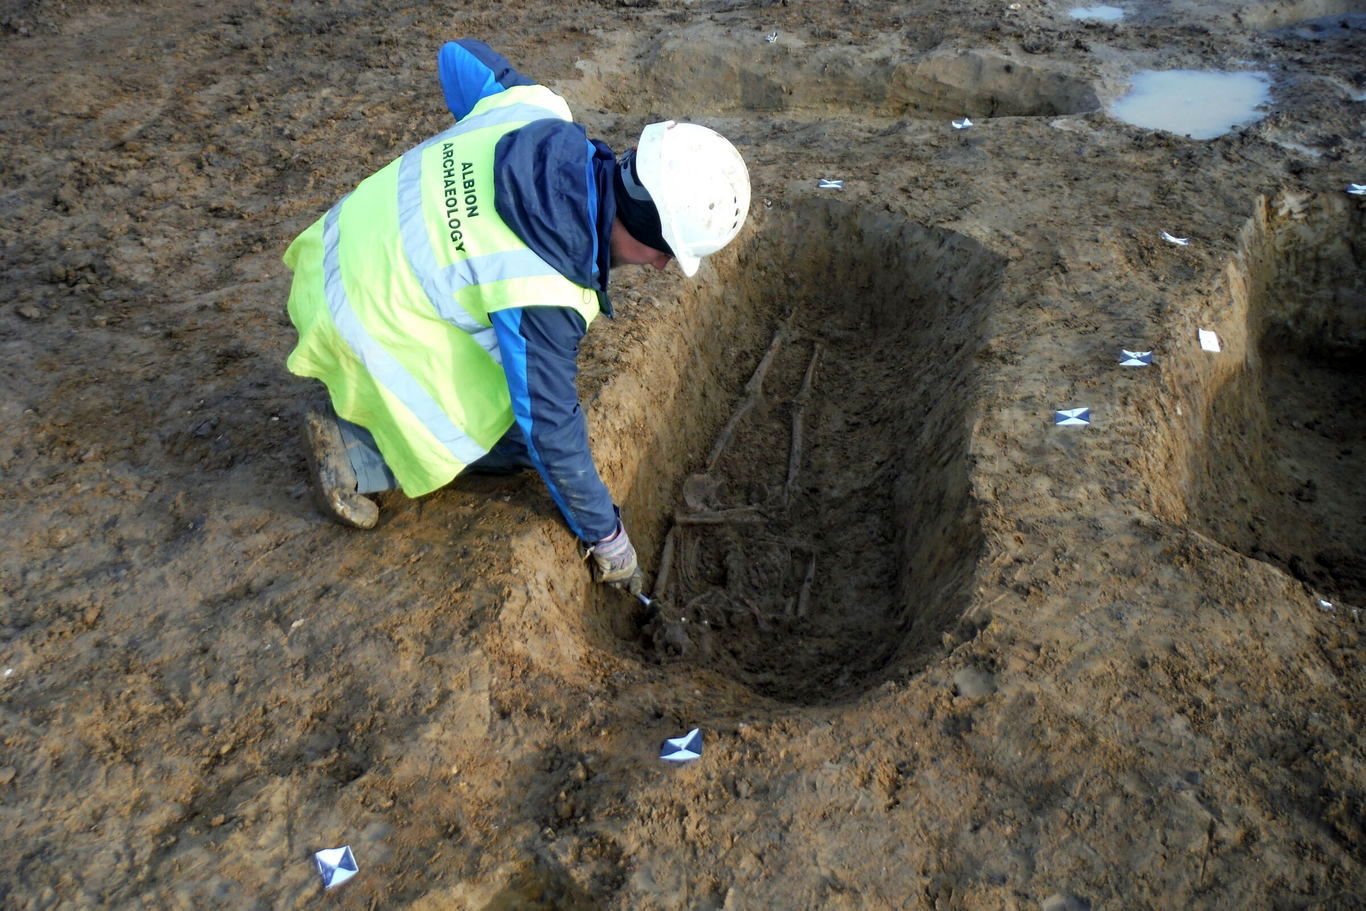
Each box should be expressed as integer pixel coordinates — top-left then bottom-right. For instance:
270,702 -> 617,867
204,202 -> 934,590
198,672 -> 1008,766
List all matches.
1191,193 -> 1366,604
586,199 -> 1007,704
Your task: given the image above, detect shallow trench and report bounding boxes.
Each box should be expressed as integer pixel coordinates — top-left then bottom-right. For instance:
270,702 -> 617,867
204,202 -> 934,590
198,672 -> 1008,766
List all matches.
574,30 -> 1099,120
574,199 -> 1007,704
1192,192 -> 1366,604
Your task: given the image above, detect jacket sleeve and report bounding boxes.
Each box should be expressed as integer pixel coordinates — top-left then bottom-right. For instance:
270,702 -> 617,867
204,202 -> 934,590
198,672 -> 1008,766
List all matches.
489,305 -> 619,543
437,39 -> 537,121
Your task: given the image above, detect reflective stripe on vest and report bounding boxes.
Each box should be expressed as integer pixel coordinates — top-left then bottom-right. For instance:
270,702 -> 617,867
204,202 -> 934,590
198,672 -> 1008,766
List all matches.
320,200 -> 489,466
393,101 -> 569,364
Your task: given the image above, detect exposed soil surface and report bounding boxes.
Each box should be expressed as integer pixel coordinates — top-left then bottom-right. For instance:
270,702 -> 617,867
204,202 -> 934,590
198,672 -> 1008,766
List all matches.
2,0 -> 1364,908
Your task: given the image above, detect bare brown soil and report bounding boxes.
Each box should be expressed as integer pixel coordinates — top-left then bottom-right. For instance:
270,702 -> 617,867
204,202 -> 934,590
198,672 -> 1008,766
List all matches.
2,0 -> 1363,908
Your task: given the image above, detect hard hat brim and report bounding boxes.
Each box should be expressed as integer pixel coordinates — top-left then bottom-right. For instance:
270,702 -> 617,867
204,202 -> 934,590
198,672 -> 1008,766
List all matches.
634,122 -> 698,277
674,249 -> 700,277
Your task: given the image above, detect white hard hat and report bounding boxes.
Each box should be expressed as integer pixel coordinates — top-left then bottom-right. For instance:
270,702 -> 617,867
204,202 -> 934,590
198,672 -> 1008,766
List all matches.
633,121 -> 751,277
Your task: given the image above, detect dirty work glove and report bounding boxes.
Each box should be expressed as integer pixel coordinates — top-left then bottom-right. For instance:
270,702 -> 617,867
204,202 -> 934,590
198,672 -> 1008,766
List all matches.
587,522 -> 644,595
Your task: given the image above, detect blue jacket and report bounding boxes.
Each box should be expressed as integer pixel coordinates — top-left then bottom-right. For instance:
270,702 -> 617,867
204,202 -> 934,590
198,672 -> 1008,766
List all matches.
438,39 -> 620,543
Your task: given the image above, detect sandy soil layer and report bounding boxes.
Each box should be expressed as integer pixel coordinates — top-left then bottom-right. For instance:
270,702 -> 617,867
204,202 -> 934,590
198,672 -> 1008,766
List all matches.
1,0 -> 1363,908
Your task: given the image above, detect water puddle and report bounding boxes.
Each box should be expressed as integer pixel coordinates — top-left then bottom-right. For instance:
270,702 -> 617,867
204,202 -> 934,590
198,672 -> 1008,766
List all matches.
1069,5 -> 1125,22
1108,70 -> 1271,140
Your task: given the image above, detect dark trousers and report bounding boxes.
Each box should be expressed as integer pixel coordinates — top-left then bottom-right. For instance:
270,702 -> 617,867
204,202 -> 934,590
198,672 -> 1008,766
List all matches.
337,415 -> 535,494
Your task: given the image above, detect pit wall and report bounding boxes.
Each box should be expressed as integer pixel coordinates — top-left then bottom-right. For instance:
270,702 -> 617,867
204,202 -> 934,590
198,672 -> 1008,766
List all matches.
490,215 -> 774,689
1182,192 -> 1365,601
1229,191 -> 1366,358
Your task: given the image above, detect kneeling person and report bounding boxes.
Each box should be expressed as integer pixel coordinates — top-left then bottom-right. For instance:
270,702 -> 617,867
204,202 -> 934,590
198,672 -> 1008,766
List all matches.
282,39 -> 750,593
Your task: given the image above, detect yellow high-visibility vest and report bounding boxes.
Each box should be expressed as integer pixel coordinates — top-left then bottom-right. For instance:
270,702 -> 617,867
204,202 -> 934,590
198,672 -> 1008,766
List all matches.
284,85 -> 601,496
